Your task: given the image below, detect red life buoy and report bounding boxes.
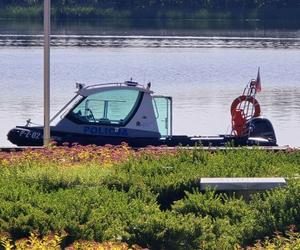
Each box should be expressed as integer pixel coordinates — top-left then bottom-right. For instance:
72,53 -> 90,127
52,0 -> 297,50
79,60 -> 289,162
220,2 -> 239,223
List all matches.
231,109 -> 246,136
230,95 -> 261,118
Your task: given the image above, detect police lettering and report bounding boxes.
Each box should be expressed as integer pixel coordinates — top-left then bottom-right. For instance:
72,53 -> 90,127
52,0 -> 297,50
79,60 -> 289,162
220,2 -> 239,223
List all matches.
84,126 -> 128,136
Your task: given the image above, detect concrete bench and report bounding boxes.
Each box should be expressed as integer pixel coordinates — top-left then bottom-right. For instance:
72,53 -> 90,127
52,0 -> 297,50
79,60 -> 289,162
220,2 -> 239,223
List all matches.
199,177 -> 286,191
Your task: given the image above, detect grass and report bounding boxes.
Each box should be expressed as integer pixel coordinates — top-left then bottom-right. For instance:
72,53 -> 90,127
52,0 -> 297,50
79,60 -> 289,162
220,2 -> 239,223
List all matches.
0,145 -> 300,249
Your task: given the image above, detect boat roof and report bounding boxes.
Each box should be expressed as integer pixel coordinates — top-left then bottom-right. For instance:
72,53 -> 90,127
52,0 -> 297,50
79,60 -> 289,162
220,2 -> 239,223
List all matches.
76,81 -> 153,97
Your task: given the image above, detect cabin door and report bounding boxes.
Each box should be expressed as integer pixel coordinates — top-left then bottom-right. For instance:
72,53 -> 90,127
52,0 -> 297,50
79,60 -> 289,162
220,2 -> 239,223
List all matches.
153,96 -> 172,137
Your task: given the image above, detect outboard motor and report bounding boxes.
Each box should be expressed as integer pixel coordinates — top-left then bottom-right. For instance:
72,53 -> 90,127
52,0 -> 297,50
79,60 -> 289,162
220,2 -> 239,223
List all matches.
246,117 -> 277,146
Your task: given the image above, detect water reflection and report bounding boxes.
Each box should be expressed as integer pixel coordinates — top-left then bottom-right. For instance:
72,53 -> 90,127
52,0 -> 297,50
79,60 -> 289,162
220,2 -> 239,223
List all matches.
1,34 -> 300,48
262,88 -> 300,121
1,18 -> 299,48
1,18 -> 300,37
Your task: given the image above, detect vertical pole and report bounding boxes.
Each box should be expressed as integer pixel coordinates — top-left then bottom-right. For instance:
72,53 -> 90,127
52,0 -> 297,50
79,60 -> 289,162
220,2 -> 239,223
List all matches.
44,0 -> 51,146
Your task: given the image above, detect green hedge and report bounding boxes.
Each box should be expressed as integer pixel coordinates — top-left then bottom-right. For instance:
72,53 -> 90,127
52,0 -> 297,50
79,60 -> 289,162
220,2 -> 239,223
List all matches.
1,148 -> 300,249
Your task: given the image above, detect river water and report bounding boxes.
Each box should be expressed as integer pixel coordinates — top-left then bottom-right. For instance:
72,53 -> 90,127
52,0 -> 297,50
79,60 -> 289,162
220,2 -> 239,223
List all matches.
0,19 -> 299,146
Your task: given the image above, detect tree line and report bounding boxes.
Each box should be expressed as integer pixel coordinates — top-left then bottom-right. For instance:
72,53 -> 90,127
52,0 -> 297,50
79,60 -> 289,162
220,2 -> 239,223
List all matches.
1,0 -> 299,19
1,0 -> 300,10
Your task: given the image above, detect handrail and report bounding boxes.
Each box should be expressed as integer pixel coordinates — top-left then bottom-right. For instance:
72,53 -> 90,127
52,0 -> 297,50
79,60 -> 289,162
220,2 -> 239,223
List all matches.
77,82 -> 146,90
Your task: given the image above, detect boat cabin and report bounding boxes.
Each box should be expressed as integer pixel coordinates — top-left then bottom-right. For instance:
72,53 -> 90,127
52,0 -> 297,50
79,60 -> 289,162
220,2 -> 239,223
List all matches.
52,81 -> 172,139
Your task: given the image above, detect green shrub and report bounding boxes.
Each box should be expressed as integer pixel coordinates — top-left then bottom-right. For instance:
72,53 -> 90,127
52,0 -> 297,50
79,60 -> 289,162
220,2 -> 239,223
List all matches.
1,147 -> 300,249
249,181 -> 300,241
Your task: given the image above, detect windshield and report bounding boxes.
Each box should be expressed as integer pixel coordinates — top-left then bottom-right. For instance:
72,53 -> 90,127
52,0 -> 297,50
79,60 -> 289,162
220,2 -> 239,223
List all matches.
67,89 -> 142,126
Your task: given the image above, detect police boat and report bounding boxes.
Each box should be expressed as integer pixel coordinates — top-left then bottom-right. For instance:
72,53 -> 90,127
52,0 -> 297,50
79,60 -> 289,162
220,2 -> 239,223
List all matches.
7,77 -> 277,147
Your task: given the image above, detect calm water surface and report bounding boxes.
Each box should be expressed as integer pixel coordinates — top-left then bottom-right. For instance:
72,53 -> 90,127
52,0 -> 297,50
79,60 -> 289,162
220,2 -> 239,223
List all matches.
0,19 -> 299,146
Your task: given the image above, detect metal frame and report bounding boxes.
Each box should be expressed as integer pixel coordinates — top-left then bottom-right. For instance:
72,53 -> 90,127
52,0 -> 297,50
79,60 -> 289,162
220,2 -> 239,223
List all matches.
50,94 -> 80,123
43,0 -> 51,145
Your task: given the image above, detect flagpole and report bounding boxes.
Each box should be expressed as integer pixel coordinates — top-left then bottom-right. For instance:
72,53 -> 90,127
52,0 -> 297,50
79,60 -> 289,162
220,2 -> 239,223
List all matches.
44,0 -> 51,146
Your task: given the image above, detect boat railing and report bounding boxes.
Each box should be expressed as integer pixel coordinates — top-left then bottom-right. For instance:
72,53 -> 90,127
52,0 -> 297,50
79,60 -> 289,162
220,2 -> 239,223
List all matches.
77,82 -> 147,90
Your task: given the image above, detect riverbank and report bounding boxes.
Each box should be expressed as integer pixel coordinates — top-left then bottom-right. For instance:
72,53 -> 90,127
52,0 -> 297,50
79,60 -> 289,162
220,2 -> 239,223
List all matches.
1,5 -> 300,20
0,145 -> 300,249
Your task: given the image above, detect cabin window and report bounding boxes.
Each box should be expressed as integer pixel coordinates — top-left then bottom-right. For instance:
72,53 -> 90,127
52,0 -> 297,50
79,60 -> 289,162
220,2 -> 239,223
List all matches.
153,96 -> 172,137
68,89 -> 142,125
